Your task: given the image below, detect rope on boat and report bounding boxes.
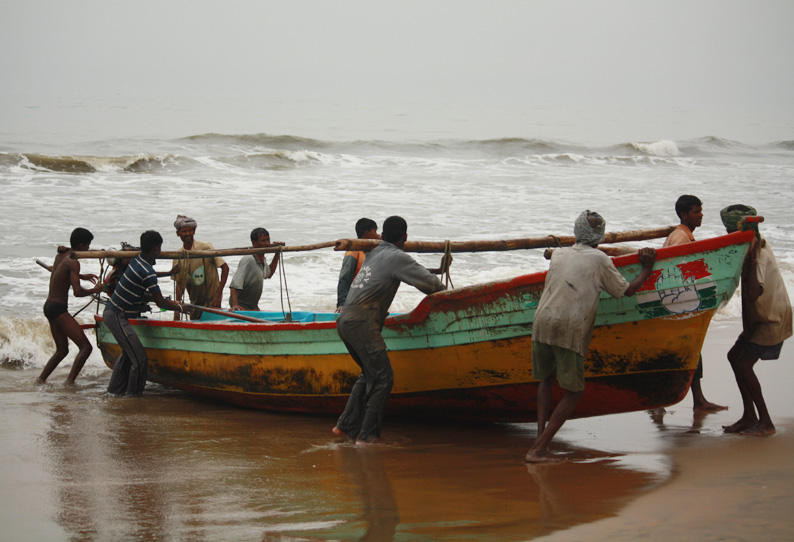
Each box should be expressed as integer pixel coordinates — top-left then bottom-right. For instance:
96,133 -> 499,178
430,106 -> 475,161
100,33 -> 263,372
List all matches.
276,246 -> 293,322
442,240 -> 454,289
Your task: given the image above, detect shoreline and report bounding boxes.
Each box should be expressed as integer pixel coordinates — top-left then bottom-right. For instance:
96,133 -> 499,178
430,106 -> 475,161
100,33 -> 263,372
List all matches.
2,318 -> 792,540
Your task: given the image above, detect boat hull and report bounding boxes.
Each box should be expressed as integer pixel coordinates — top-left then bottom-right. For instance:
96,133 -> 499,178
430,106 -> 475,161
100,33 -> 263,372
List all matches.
96,231 -> 752,422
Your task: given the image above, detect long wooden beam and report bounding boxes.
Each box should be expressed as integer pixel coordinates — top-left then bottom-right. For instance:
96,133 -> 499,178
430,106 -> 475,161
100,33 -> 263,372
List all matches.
69,226 -> 675,259
334,226 -> 676,253
71,241 -> 336,260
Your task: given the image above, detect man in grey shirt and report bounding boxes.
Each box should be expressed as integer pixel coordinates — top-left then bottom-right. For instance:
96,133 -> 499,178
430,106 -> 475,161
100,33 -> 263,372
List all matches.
229,228 -> 284,311
332,215 -> 451,445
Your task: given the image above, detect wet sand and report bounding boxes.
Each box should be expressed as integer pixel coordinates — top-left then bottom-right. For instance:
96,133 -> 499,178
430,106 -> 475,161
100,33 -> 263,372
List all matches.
537,322 -> 794,542
1,320 -> 792,541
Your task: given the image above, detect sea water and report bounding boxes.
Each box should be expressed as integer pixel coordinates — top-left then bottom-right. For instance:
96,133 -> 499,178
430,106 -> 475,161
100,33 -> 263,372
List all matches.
1,110 -> 793,370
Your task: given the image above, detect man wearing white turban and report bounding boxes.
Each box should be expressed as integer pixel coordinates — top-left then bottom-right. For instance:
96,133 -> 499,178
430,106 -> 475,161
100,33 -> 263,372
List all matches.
526,211 -> 657,463
172,215 -> 229,319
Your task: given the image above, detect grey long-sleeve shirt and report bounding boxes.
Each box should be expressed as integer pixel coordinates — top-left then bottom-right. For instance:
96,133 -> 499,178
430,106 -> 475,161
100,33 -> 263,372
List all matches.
342,241 -> 446,325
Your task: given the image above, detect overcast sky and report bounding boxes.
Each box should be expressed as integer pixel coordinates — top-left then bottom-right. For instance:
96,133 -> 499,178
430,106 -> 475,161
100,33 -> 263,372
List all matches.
2,1 -> 793,142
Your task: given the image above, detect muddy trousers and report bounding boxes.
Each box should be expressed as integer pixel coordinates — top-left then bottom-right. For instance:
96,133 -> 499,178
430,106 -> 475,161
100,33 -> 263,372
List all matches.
335,314 -> 394,442
104,308 -> 149,396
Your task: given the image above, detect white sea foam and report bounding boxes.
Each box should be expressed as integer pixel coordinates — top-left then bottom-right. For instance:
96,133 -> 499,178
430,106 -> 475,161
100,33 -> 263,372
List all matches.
632,139 -> 680,157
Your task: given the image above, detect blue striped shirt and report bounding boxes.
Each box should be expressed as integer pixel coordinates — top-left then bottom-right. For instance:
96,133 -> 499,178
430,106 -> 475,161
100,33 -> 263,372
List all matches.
108,255 -> 161,314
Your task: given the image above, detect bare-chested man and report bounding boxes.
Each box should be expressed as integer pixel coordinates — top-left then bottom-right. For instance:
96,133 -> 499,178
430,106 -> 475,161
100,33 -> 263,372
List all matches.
37,227 -> 104,385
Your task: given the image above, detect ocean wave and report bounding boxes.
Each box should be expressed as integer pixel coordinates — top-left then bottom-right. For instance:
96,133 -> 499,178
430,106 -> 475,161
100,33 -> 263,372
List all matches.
772,140 -> 794,150
3,133 -> 791,178
1,152 -> 192,174
216,150 -> 325,170
629,140 -> 681,157
179,132 -> 330,151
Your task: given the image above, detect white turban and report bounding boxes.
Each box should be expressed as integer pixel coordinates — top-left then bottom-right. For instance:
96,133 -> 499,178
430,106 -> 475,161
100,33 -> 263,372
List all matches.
174,215 -> 198,231
574,210 -> 606,246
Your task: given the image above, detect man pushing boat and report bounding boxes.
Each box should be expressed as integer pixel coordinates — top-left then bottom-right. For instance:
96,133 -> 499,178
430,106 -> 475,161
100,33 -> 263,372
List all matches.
525,211 -> 657,463
332,216 -> 451,445
37,228 -> 105,385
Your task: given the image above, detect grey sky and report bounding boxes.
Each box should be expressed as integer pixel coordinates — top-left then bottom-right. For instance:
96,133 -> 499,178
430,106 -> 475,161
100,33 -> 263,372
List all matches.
2,1 -> 793,142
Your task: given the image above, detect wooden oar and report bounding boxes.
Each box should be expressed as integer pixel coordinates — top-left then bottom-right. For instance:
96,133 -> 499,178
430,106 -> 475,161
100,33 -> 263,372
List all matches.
334,226 -> 676,253
182,303 -> 274,323
71,241 -> 336,260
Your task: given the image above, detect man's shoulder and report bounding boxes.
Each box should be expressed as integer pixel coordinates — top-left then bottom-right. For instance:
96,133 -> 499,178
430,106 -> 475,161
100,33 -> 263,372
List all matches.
663,225 -> 694,247
191,240 -> 215,251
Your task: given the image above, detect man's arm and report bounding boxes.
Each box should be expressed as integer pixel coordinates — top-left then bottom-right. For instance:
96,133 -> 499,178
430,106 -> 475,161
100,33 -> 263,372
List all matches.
69,260 -> 103,298
268,243 -> 285,279
173,277 -> 186,320
741,238 -> 763,303
229,288 -> 242,311
395,253 -> 446,295
156,262 -> 181,278
211,263 -> 229,308
336,255 -> 358,309
151,289 -> 191,315
623,248 -> 657,297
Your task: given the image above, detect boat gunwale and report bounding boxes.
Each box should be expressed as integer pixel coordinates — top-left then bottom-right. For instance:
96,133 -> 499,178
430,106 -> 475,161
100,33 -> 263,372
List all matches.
93,230 -> 753,332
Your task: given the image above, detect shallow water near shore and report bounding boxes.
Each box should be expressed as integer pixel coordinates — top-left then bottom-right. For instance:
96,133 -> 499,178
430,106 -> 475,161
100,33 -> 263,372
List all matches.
2,321 -> 792,541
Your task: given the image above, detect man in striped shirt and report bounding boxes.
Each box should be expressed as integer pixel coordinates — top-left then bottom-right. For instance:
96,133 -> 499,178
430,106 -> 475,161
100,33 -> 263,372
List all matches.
104,230 -> 188,396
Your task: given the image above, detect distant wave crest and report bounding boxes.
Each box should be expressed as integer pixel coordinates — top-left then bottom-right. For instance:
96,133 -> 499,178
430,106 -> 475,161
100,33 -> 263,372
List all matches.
630,140 -> 680,157
0,153 -> 191,174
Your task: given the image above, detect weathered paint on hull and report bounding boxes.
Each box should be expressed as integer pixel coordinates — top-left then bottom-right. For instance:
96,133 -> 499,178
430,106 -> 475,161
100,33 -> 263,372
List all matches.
98,309 -> 710,422
96,231 -> 752,422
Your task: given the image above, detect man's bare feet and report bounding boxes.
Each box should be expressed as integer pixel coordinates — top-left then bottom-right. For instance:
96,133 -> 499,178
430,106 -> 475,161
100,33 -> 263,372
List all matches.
693,400 -> 728,412
740,422 -> 776,436
355,437 -> 383,446
723,417 -> 758,433
331,426 -> 346,437
524,450 -> 567,464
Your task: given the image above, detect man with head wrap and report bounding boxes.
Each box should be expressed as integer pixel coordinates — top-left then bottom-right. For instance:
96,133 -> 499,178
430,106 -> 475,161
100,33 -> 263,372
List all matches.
172,215 -> 229,319
720,205 -> 791,436
525,211 -> 657,463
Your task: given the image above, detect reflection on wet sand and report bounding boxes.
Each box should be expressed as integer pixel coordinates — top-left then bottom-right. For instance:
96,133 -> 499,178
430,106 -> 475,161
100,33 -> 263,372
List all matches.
25,374 -> 667,541
335,446 -> 399,541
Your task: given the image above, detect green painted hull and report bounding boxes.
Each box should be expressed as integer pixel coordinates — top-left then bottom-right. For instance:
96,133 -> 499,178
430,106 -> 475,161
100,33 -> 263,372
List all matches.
96,231 -> 752,421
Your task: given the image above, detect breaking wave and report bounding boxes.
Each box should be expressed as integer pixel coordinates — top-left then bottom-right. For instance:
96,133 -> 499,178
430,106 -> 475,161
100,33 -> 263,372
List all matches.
2,133 -> 791,176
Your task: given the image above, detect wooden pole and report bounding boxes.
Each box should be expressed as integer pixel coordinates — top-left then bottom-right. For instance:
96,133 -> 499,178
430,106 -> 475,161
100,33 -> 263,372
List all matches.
69,226 -> 675,259
182,303 -> 274,323
71,241 -> 336,260
543,245 -> 637,260
334,226 -> 676,253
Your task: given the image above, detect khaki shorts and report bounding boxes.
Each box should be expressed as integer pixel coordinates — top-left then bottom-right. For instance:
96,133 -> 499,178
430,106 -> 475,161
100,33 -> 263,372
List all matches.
532,342 -> 585,392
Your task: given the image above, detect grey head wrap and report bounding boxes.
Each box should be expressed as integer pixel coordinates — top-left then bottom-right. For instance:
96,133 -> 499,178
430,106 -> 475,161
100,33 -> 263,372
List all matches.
574,210 -> 606,246
174,214 -> 198,231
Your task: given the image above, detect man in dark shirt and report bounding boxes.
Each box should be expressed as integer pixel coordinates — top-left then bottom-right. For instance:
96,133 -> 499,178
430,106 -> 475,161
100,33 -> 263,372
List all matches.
104,230 -> 188,396
336,218 -> 379,311
332,216 -> 450,444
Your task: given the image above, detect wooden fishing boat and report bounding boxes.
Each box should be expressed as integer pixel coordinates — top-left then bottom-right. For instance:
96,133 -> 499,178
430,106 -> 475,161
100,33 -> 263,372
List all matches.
93,230 -> 754,422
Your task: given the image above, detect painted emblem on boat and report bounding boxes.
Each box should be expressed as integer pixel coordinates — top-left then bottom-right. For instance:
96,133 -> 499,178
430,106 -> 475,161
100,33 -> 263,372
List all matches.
636,258 -> 716,315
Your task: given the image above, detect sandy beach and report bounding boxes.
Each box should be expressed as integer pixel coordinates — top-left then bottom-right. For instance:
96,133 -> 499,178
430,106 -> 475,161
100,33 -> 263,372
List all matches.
535,321 -> 794,542
1,319 -> 792,541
